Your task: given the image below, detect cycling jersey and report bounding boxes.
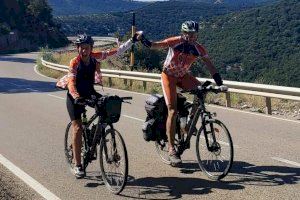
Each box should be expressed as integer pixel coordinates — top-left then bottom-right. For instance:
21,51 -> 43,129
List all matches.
56,39 -> 133,98
56,55 -> 102,99
161,36 -> 209,78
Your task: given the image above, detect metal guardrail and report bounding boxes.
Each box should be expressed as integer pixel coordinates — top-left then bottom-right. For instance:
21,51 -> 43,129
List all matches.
41,57 -> 300,115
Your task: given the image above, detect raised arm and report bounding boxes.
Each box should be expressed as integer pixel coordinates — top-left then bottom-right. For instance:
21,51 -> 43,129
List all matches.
138,31 -> 174,50
91,38 -> 134,60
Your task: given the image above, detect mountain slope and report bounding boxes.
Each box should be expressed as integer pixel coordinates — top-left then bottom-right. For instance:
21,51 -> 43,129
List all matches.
0,0 -> 68,52
198,0 -> 299,86
55,1 -> 235,39
48,0 -> 149,15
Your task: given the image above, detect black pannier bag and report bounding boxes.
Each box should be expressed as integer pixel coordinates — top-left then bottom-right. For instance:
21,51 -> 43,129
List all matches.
142,94 -> 167,141
97,95 -> 122,124
142,118 -> 156,141
145,94 -> 167,118
142,117 -> 167,142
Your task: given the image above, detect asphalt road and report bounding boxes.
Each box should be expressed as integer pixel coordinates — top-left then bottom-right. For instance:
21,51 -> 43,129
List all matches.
0,53 -> 299,200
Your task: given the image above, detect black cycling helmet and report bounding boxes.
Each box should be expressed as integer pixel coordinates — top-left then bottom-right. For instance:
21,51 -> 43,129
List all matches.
74,34 -> 94,46
181,20 -> 199,33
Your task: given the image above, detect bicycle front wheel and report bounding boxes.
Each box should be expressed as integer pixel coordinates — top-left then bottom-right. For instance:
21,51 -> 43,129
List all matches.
196,119 -> 233,180
99,127 -> 128,194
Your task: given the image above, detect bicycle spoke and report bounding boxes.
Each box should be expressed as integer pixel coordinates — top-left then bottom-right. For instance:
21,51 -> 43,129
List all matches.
196,120 -> 233,180
99,128 -> 128,194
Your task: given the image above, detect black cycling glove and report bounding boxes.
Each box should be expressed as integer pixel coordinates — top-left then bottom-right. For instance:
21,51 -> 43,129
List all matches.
132,33 -> 139,43
212,73 -> 223,86
74,97 -> 85,105
140,34 -> 152,48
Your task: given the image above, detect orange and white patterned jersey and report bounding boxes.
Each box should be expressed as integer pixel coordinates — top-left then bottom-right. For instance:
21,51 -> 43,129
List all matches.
162,36 -> 209,77
56,55 -> 102,99
56,39 -> 133,98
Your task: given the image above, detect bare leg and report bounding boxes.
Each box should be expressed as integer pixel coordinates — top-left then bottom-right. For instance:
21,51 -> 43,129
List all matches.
72,120 -> 83,166
166,104 -> 177,151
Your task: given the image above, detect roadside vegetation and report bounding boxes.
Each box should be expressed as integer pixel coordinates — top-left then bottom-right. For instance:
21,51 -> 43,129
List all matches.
37,47 -> 300,120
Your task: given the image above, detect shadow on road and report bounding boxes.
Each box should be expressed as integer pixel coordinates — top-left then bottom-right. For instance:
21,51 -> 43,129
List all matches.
0,77 -> 60,94
0,56 -> 36,63
120,160 -> 299,199
230,161 -> 300,186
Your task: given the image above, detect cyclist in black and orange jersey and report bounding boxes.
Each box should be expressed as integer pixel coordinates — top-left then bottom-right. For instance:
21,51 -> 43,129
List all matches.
139,21 -> 227,164
57,34 -> 140,178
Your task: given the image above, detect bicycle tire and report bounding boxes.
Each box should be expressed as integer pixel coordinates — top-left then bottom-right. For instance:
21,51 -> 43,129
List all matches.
64,122 -> 87,169
154,122 -> 182,165
195,119 -> 234,180
99,128 -> 128,194
155,138 -> 171,165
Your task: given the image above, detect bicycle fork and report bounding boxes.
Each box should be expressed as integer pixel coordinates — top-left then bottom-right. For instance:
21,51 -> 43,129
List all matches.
202,115 -> 219,152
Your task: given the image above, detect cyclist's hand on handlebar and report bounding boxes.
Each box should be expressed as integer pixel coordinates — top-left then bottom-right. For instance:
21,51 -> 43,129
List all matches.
219,85 -> 228,92
74,97 -> 86,105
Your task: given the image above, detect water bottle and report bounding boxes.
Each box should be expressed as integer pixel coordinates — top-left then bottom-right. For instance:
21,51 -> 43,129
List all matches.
180,116 -> 187,129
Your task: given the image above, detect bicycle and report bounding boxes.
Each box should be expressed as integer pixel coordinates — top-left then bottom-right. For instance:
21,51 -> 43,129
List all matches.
64,94 -> 132,194
155,81 -> 234,180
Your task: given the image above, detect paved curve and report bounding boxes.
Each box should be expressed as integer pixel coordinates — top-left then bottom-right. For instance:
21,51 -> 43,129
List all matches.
0,53 -> 299,200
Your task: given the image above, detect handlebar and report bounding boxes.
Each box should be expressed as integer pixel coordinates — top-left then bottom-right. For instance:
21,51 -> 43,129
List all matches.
180,81 -> 228,95
74,95 -> 132,106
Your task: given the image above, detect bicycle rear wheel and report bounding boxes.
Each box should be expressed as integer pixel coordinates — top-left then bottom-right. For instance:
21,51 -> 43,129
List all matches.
155,123 -> 182,165
196,119 -> 233,180
155,138 -> 171,165
99,128 -> 128,194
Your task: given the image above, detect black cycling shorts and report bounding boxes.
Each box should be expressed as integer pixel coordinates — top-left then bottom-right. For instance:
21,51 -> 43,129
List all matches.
66,93 -> 85,121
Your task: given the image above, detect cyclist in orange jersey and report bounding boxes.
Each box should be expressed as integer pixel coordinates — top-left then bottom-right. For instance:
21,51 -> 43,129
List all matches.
139,21 -> 227,164
57,34 -> 140,178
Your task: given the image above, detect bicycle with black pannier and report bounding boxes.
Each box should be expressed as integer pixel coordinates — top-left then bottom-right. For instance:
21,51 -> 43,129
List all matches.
142,81 -> 234,180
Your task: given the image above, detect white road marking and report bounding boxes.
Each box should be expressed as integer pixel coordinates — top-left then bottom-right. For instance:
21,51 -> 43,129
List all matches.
0,154 -> 61,200
47,94 -> 65,100
271,157 -> 300,167
208,104 -> 300,124
122,114 -> 144,122
26,88 -> 40,92
6,82 -> 25,87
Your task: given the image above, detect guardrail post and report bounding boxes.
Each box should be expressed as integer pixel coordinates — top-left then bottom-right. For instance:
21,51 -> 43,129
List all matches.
225,92 -> 231,107
130,80 -> 133,88
265,97 -> 272,115
143,81 -> 147,91
108,77 -> 112,87
124,79 -> 127,86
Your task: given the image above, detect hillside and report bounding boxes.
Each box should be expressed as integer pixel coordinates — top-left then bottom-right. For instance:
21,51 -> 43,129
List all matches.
197,0 -> 299,87
0,0 -> 68,52
48,0 -> 149,15
55,1 -> 237,39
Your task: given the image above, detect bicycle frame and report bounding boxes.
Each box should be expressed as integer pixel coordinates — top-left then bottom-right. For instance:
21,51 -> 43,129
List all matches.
177,92 -> 218,155
81,109 -> 106,164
